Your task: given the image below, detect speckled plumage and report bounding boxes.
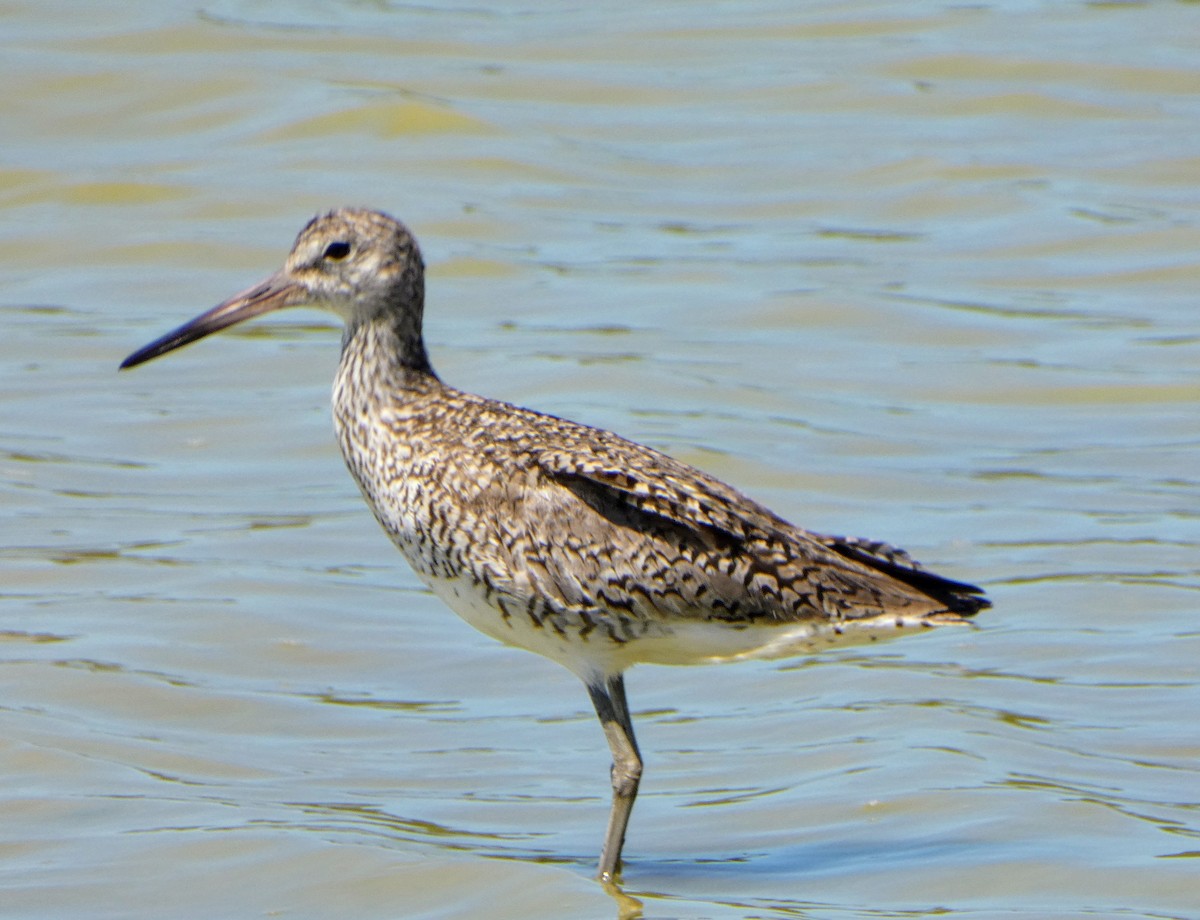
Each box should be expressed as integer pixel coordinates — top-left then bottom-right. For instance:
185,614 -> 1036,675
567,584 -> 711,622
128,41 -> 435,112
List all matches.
122,208 -> 989,882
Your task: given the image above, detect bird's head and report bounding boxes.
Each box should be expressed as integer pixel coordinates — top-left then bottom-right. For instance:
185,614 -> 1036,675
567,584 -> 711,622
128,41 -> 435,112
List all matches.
120,208 -> 424,370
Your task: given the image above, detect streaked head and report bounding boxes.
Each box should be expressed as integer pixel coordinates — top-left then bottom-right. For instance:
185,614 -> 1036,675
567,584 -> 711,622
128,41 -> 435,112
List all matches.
120,208 -> 424,370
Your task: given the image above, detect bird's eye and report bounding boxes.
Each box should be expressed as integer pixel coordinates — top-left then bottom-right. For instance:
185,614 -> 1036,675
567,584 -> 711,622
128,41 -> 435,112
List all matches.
323,241 -> 351,261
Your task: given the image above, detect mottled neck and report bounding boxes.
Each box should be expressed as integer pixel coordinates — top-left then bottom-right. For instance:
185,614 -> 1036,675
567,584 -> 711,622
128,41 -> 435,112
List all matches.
338,298 -> 441,399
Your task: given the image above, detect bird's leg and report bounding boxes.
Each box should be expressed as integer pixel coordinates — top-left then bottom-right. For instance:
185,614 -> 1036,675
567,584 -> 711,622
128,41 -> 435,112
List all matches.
587,673 -> 643,883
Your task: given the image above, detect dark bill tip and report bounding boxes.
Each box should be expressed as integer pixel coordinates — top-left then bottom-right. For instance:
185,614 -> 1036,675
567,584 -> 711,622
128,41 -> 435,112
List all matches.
119,274 -> 304,371
120,326 -> 204,370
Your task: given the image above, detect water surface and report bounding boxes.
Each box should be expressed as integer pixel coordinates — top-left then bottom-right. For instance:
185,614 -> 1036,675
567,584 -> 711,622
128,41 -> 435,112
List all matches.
2,2 -> 1197,918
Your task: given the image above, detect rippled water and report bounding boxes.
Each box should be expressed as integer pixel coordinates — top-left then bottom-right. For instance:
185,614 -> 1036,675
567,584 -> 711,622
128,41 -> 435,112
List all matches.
2,2 -> 1198,918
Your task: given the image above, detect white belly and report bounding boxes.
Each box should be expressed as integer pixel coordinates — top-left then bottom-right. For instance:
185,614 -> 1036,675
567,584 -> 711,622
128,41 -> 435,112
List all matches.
419,569 -> 961,683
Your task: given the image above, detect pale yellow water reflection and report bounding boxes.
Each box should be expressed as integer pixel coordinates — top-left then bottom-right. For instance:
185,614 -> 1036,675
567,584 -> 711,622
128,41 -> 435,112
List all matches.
2,2 -> 1198,919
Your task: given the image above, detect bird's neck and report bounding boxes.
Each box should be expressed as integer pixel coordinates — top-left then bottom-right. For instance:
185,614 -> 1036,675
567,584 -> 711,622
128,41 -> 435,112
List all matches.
338,303 -> 441,400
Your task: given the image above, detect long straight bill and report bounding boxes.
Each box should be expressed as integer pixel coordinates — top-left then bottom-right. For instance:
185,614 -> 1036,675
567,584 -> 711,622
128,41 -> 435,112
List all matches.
120,273 -> 306,370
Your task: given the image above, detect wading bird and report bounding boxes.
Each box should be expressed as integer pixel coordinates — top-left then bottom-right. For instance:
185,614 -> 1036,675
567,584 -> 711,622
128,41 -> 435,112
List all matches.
121,208 -> 988,881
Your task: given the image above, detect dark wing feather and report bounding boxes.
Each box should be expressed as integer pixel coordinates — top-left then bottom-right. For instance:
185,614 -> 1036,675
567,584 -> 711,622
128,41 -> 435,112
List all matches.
531,443 -> 779,543
816,535 -> 990,615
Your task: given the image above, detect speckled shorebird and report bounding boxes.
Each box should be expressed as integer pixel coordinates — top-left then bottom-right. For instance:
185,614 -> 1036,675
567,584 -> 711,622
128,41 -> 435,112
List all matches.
121,208 -> 988,881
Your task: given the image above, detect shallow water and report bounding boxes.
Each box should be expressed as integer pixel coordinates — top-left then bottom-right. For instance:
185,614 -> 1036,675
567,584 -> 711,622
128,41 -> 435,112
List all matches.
2,2 -> 1198,918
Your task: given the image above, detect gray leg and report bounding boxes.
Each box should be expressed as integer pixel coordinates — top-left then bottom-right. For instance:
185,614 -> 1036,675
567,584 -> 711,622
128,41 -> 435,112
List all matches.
587,673 -> 643,882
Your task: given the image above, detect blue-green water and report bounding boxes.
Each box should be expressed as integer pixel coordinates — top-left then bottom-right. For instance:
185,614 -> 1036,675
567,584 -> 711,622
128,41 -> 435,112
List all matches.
2,3 -> 1197,918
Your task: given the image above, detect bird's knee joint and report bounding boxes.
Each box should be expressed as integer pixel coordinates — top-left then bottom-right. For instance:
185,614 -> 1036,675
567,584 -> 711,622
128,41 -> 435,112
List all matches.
610,757 -> 642,796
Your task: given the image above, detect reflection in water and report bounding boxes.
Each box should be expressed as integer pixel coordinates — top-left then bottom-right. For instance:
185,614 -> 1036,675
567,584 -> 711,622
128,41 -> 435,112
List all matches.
602,879 -> 645,920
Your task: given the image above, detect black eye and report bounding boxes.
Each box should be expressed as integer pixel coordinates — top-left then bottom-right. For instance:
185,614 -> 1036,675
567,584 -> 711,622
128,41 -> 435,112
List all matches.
323,241 -> 351,261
